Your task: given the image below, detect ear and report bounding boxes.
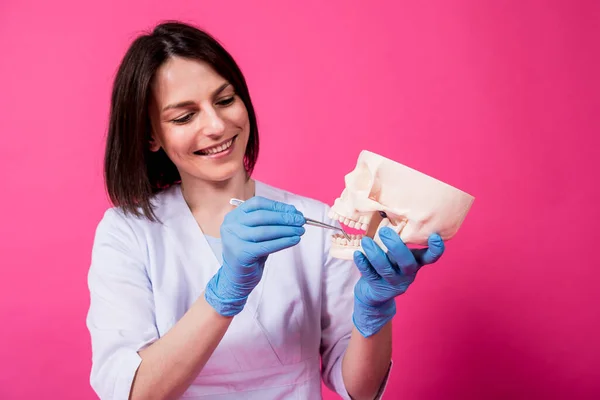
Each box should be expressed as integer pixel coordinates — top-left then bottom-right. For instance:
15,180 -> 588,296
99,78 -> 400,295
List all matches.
147,108 -> 162,152
148,125 -> 161,152
149,136 -> 161,152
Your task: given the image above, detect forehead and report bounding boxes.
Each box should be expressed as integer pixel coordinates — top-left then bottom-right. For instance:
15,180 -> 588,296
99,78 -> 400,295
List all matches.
151,57 -> 228,105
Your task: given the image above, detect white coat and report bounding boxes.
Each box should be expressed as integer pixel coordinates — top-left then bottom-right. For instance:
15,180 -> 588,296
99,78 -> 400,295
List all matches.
86,180 -> 391,399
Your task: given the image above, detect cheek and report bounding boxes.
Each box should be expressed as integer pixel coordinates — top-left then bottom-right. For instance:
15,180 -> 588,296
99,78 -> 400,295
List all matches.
161,127 -> 195,155
229,102 -> 250,130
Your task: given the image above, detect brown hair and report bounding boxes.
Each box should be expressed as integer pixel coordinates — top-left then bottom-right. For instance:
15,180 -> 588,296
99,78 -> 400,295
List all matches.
104,21 -> 259,221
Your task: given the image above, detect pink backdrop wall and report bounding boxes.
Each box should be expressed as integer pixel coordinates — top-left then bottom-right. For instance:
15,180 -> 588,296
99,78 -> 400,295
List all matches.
1,1 -> 599,399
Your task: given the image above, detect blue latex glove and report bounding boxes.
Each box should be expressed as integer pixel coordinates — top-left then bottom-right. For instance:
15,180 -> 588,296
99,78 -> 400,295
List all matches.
205,196 -> 306,316
352,226 -> 445,337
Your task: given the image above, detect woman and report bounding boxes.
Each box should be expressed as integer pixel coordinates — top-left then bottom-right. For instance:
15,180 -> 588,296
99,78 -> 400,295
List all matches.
86,21 -> 445,400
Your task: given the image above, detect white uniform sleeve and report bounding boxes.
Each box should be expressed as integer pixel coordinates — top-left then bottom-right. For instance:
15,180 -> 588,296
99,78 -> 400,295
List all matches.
86,209 -> 159,400
319,207 -> 393,400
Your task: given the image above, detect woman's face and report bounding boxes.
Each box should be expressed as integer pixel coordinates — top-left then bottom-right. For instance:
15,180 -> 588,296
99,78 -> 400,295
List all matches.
149,56 -> 250,184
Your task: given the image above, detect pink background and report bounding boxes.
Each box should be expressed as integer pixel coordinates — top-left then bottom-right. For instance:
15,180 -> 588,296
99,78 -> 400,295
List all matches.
1,1 -> 599,399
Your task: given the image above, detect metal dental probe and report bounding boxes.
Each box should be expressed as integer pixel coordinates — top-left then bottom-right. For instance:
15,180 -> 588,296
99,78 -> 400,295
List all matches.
229,198 -> 352,241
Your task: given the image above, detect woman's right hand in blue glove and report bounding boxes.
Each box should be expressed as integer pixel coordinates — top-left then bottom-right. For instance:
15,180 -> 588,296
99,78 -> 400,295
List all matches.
205,196 -> 306,316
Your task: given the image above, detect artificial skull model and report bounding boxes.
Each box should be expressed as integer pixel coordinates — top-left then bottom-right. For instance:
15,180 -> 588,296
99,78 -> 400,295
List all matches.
328,150 -> 475,260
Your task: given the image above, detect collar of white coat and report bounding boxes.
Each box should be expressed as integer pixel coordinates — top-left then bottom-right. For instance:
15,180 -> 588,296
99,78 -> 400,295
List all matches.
152,180 -> 282,223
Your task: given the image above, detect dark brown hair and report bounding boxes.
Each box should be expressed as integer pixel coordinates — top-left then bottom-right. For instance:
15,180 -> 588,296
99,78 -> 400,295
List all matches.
104,21 -> 259,221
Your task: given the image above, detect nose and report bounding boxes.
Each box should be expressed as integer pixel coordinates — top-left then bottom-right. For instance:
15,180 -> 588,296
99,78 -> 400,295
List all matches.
200,106 -> 225,137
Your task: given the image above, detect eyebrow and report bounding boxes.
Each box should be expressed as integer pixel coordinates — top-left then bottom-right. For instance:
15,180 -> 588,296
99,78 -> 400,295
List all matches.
161,83 -> 232,112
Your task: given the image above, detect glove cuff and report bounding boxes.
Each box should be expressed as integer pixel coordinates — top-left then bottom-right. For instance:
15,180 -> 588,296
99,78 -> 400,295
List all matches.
204,269 -> 248,317
352,296 -> 397,338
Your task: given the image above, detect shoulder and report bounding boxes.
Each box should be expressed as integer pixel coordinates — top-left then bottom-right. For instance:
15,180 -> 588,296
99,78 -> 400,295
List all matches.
93,185 -> 183,251
90,187 -> 179,271
92,207 -> 144,259
97,185 -> 182,229
256,180 -> 334,223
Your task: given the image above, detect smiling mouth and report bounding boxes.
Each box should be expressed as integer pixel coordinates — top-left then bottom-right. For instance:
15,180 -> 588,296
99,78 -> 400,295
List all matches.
194,135 -> 237,156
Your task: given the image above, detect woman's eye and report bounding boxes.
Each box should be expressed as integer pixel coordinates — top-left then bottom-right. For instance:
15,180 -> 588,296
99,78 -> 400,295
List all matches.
216,96 -> 235,106
172,113 -> 194,124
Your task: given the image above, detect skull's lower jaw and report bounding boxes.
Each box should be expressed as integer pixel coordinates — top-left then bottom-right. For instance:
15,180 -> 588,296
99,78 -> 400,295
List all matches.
328,206 -> 407,260
329,241 -> 362,260
330,233 -> 363,260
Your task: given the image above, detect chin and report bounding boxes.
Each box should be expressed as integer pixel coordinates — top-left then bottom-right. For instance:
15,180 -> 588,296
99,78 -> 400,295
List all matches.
199,162 -> 246,183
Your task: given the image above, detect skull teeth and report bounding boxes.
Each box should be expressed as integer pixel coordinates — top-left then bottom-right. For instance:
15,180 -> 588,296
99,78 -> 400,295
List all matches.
331,233 -> 362,247
328,210 -> 369,231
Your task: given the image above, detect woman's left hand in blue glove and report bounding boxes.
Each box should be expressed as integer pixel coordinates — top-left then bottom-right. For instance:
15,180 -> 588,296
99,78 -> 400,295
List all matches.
352,226 -> 445,337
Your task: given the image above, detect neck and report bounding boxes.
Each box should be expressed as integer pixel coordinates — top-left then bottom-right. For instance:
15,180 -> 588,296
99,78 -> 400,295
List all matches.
180,170 -> 255,217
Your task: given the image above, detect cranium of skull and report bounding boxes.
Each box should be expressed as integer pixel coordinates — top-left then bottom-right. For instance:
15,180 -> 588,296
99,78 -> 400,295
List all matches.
328,150 -> 475,260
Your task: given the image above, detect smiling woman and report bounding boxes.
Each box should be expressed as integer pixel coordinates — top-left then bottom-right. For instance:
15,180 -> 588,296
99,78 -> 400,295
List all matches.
86,20 -> 440,400
148,57 -> 250,188
104,22 -> 259,222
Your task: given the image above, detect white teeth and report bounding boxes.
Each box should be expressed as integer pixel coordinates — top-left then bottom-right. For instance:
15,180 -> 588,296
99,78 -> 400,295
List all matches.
331,233 -> 362,247
328,209 -> 370,233
200,138 -> 234,155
